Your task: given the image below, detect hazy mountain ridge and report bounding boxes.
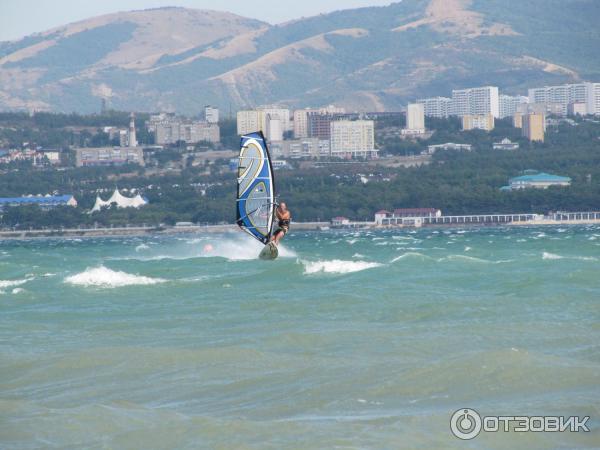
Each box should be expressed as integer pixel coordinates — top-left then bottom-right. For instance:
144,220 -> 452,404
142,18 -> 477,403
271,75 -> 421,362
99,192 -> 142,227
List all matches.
1,1 -> 599,113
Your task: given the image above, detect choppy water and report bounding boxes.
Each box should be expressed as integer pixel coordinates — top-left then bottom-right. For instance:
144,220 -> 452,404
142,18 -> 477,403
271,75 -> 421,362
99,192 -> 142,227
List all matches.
1,226 -> 600,449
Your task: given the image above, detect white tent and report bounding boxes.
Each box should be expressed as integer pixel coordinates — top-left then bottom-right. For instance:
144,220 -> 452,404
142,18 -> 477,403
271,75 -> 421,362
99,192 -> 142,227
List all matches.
90,189 -> 148,213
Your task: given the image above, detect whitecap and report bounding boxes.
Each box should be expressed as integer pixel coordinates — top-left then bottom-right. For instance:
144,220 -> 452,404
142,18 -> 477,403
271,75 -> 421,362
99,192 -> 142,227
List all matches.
11,288 -> 25,294
135,244 -> 150,252
64,266 -> 166,288
301,259 -> 381,275
390,252 -> 431,263
0,278 -> 32,289
542,252 -> 563,260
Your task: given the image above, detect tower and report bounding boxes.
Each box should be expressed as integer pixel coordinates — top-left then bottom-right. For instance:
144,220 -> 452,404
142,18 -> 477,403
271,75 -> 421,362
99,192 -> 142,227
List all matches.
128,113 -> 138,147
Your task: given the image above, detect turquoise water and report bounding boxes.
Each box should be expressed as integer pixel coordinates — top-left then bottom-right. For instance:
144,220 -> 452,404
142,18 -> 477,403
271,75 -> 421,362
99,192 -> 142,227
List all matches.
1,227 -> 599,449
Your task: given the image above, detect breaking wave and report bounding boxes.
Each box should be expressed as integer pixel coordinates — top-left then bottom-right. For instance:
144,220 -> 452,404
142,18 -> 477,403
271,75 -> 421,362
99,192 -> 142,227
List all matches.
301,259 -> 382,275
0,278 -> 32,289
64,267 -> 166,288
542,252 -> 597,261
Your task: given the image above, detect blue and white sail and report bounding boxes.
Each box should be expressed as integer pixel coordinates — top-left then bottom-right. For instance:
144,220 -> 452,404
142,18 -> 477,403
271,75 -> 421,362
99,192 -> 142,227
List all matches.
236,131 -> 275,244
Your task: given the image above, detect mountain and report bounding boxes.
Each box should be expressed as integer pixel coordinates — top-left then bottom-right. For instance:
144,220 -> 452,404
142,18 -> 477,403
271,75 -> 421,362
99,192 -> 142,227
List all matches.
1,1 -> 599,114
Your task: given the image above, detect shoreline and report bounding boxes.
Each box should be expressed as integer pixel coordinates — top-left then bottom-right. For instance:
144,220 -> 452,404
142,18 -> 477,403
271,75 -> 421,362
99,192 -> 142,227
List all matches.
0,219 -> 599,240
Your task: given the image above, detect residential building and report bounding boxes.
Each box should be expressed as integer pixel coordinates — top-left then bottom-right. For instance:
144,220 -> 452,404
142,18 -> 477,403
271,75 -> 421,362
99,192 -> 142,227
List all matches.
330,120 -> 377,159
0,195 -> 77,211
452,86 -> 500,118
427,143 -> 472,154
528,82 -> 600,116
513,112 -> 523,129
265,114 -> 283,142
293,108 -> 318,138
499,95 -> 529,119
331,216 -> 350,226
257,106 -> 290,133
568,102 -> 587,116
204,105 -> 219,123
75,147 -> 144,167
501,171 -> 571,190
149,114 -> 220,145
270,138 -> 330,159
237,110 -> 261,135
402,103 -> 426,135
308,113 -> 334,140
493,138 -> 520,150
416,96 -> 452,118
462,114 -> 495,131
522,113 -> 545,142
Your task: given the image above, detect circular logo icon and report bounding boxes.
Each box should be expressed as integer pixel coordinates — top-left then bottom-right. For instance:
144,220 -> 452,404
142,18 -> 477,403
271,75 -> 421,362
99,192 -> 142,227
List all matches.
450,408 -> 482,440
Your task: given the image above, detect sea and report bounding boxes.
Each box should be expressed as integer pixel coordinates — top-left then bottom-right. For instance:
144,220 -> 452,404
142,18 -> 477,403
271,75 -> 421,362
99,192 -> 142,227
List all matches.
1,226 -> 599,449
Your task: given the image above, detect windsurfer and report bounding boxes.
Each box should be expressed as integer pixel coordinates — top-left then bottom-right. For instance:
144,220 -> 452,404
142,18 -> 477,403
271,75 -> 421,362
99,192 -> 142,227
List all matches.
270,202 -> 291,246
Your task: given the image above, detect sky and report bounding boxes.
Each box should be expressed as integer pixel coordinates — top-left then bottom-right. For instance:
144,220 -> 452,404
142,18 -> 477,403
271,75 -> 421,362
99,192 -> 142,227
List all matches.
0,0 -> 395,41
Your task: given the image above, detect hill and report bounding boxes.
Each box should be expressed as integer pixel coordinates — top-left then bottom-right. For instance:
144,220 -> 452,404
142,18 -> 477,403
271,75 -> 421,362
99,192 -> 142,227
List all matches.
1,1 -> 599,113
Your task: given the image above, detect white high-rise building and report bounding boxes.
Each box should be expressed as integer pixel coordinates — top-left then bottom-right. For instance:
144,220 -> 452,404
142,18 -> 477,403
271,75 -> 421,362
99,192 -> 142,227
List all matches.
528,82 -> 600,116
451,86 -> 500,118
237,110 -> 261,135
257,106 -> 290,133
587,83 -> 600,116
293,108 -> 319,138
416,97 -> 452,118
265,114 -> 283,142
330,120 -> 377,159
404,103 -> 425,133
499,95 -> 529,119
204,105 -> 219,124
128,113 -> 138,148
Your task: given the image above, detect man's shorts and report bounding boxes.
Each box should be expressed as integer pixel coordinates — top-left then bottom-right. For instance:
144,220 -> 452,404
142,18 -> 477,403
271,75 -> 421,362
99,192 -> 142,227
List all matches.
275,224 -> 289,236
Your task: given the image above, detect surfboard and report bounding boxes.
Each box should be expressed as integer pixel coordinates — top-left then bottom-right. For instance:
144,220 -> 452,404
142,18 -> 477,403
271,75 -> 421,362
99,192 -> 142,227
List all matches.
259,241 -> 279,260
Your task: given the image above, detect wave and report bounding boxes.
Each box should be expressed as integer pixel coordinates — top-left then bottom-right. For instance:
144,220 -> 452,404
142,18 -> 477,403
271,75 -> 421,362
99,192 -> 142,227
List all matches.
64,266 -> 166,288
135,243 -> 150,252
542,252 -> 597,261
390,252 -> 432,263
301,259 -> 382,275
0,278 -> 32,289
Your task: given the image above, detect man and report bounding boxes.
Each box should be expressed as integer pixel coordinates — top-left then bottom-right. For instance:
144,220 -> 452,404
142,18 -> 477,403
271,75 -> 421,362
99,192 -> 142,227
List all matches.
270,202 -> 291,246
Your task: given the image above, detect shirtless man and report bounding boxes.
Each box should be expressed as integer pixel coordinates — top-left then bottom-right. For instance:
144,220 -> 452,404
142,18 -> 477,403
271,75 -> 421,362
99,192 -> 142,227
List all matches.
271,202 -> 291,246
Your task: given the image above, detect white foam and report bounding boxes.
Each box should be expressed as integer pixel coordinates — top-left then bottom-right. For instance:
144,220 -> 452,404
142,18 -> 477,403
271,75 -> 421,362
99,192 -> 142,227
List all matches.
199,234 -> 296,260
135,244 -> 150,252
542,252 -> 563,260
11,288 -> 25,294
64,266 -> 166,288
0,278 -> 31,289
301,259 -> 382,275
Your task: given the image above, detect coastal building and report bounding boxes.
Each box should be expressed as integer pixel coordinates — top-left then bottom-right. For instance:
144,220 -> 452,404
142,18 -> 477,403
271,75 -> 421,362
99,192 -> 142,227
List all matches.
462,114 -> 495,131
75,147 -> 144,167
257,106 -> 291,133
204,105 -> 219,123
375,208 -> 442,225
427,143 -> 472,154
502,171 -> 571,190
416,97 -> 452,118
452,86 -> 500,118
522,113 -> 545,142
307,113 -> 335,140
90,188 -> 148,212
493,138 -> 520,150
264,114 -> 283,142
528,82 -> 600,116
293,106 -> 345,138
270,138 -> 330,159
0,195 -> 77,211
402,103 -> 426,135
330,120 -> 377,159
499,95 -> 529,119
331,216 -> 351,227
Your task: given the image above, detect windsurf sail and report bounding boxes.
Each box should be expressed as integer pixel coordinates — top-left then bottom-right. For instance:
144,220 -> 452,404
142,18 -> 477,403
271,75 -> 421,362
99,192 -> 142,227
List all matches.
236,131 -> 275,244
